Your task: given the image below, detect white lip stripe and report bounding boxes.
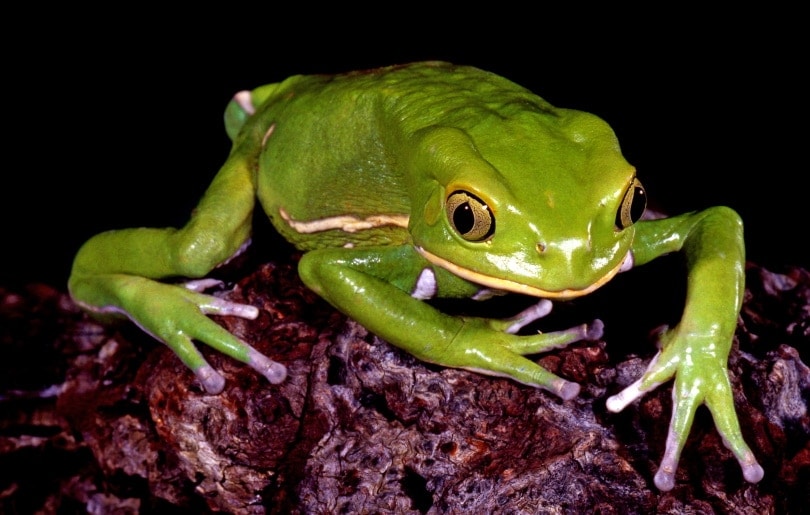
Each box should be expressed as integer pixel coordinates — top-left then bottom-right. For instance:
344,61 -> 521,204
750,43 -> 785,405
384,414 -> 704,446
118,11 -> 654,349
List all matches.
415,247 -> 632,299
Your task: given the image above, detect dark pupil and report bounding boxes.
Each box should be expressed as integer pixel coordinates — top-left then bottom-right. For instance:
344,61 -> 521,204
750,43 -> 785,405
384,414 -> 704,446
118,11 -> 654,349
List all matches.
631,186 -> 646,222
453,202 -> 475,234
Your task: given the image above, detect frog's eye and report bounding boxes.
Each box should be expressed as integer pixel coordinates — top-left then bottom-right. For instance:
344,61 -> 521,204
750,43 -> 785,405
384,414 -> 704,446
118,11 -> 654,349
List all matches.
446,190 -> 495,241
615,178 -> 647,230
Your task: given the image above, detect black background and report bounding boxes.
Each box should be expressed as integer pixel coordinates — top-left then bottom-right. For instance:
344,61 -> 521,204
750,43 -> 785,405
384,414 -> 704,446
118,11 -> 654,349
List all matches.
4,13 -> 806,288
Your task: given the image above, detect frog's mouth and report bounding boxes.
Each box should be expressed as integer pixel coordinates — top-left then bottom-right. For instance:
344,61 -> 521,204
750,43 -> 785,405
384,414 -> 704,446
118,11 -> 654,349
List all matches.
415,247 -> 633,299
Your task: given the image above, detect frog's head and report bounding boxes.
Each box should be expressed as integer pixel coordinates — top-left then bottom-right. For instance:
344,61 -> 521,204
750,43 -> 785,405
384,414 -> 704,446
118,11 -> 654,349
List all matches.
407,108 -> 645,299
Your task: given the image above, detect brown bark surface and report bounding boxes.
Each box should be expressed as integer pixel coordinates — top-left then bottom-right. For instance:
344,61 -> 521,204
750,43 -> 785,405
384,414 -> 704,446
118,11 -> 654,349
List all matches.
1,257 -> 807,513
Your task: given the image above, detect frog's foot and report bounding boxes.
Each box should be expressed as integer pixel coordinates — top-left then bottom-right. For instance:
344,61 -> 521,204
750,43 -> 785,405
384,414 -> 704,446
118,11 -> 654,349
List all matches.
81,276 -> 287,394
605,337 -> 763,491
160,289 -> 287,393
450,310 -> 605,401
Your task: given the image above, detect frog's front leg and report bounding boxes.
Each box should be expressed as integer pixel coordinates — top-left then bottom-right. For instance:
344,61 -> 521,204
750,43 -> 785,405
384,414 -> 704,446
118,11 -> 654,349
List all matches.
298,246 -> 601,400
607,207 -> 764,490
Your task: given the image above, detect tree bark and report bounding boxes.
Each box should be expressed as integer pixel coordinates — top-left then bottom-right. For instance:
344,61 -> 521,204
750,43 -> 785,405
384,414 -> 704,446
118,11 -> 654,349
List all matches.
1,256 -> 807,513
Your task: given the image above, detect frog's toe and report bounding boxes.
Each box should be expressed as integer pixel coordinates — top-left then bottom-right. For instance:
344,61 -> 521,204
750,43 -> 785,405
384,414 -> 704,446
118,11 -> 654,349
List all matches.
654,412 -> 694,491
178,284 -> 259,320
707,385 -> 764,484
722,442 -> 764,485
195,364 -> 227,394
201,297 -> 260,319
585,318 -> 604,340
183,278 -> 225,292
185,319 -> 287,386
742,457 -> 765,484
606,350 -> 673,412
501,319 -> 605,356
247,348 -> 287,384
606,379 -> 646,412
503,299 -> 553,333
654,465 -> 677,492
712,420 -> 764,485
160,330 -> 228,393
746,464 -> 765,484
555,379 -> 581,401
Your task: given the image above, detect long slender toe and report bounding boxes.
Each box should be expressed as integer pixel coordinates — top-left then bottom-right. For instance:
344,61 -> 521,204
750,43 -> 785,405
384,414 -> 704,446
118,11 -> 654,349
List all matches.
248,349 -> 287,384
195,364 -> 226,394
554,379 -> 581,401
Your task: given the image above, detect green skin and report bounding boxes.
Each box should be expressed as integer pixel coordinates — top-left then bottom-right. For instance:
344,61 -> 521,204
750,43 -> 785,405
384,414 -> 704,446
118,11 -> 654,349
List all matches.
69,62 -> 763,491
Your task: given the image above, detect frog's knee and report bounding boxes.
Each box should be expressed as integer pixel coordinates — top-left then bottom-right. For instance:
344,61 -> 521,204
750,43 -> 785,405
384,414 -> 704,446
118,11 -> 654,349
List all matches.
297,252 -> 321,288
297,250 -> 341,294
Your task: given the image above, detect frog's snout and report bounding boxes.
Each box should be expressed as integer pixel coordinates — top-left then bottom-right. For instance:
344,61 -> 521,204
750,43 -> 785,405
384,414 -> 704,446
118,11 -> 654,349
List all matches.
532,237 -> 633,295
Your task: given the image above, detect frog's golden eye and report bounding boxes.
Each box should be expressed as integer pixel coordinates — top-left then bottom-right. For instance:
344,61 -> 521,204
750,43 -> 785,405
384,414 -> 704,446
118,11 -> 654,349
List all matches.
615,178 -> 647,230
446,190 -> 495,241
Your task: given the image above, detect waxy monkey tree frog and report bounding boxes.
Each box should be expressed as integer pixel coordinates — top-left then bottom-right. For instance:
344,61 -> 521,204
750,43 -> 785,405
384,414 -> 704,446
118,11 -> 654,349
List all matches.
69,62 -> 763,491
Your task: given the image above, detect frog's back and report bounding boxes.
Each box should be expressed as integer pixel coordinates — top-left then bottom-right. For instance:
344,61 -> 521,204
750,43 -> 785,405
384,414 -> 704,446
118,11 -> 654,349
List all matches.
226,62 -> 554,251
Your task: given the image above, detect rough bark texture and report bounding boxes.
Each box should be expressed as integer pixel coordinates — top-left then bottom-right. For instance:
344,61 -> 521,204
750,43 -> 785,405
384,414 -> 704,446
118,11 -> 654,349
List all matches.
1,256 -> 808,513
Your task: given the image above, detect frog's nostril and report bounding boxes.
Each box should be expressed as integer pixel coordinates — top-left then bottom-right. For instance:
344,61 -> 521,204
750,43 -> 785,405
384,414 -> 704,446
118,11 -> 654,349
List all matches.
536,242 -> 546,254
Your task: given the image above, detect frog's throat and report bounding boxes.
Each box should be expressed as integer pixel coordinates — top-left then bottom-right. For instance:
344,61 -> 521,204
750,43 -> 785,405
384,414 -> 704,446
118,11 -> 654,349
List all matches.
415,247 -> 632,299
